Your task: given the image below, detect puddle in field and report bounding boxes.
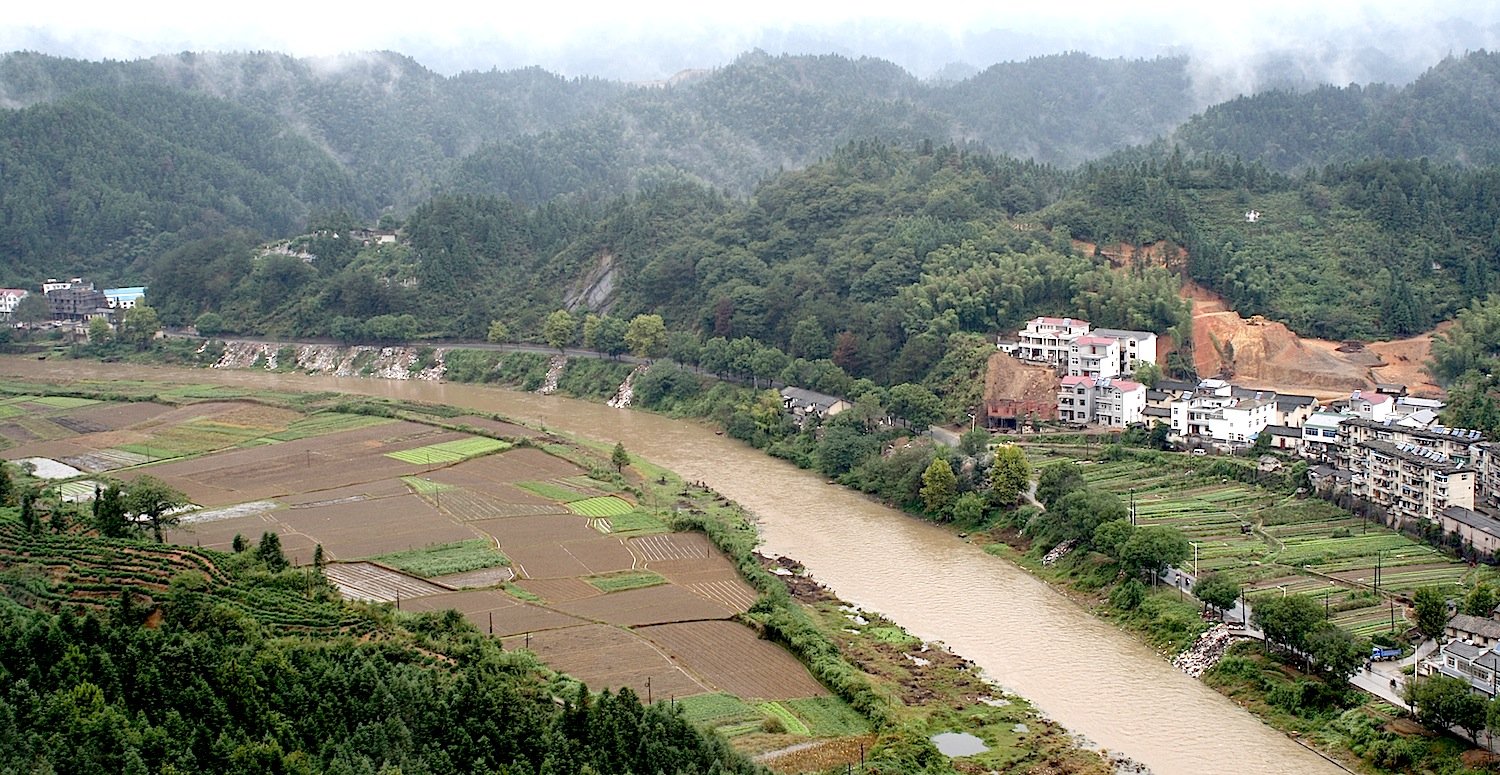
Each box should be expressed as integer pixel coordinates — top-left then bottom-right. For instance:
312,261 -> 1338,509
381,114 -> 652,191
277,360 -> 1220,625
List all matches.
931,732 -> 989,757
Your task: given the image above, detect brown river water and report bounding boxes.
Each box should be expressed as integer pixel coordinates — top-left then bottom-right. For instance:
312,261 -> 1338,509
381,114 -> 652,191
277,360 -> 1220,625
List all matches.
4,358 -> 1343,775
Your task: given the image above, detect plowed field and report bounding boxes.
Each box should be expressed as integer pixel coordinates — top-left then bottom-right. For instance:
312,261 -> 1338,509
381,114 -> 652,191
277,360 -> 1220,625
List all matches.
637,621 -> 829,700
500,623 -> 708,699
556,584 -> 733,627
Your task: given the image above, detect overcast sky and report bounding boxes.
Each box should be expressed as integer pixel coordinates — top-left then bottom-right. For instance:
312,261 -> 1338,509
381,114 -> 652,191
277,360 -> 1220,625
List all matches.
6,0 -> 1499,84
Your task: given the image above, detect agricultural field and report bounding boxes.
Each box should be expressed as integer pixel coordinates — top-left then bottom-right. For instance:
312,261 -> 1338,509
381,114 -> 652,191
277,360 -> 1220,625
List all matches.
1030,451 -> 1475,637
0,381 -> 860,760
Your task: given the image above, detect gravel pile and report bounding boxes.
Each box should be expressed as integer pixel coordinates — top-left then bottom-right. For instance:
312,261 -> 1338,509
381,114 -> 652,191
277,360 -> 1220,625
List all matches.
1173,623 -> 1241,678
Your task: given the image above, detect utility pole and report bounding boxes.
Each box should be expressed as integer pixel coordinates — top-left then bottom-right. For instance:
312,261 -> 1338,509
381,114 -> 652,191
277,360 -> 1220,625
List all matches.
1130,488 -> 1136,526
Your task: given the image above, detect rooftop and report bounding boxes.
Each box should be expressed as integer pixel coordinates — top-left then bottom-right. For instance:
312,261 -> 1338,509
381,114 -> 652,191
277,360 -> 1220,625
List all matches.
1448,613 -> 1500,642
780,386 -> 846,411
1361,439 -> 1470,473
1442,506 -> 1500,541
1092,327 -> 1156,341
1345,417 -> 1484,443
1072,335 -> 1118,347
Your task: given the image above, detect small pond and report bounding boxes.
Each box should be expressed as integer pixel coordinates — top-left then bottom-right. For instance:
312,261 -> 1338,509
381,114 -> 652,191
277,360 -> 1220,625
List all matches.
930,732 -> 989,757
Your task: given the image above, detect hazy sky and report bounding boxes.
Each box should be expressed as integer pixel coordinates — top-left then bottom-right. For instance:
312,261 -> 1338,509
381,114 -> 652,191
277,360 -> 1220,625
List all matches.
6,0 -> 1499,83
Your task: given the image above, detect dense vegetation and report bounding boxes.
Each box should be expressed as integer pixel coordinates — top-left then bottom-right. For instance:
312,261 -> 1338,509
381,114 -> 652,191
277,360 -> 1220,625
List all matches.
10,49 -> 1500,347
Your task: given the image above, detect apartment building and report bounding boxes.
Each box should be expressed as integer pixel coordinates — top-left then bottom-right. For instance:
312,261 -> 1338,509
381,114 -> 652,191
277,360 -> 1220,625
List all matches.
1015,316 -> 1091,365
1066,336 -> 1122,379
1342,439 -> 1474,524
1057,376 -> 1145,428
1007,317 -> 1159,378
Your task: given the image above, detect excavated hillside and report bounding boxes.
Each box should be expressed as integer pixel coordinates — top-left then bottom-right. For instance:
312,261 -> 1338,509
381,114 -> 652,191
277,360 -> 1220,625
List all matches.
984,351 -> 1059,419
1185,282 -> 1444,398
1069,240 -> 1446,399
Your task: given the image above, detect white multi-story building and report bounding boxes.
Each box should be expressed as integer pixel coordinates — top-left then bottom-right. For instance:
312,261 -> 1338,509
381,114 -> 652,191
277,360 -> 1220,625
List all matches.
1092,327 -> 1159,377
1067,336 -> 1122,379
102,287 -> 147,309
1348,389 -> 1395,422
1301,411 -> 1350,461
0,289 -> 27,315
1343,439 -> 1475,524
1007,317 -> 1159,378
1015,316 -> 1092,365
1057,376 -> 1145,428
1164,379 -> 1277,445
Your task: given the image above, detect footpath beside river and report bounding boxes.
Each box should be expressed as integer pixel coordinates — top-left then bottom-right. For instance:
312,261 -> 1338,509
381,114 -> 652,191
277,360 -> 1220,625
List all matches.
1,357 -> 1345,775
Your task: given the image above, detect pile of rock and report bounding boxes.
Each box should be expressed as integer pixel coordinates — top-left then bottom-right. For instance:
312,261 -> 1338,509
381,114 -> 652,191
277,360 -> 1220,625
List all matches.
1041,538 -> 1077,567
1172,623 -> 1241,678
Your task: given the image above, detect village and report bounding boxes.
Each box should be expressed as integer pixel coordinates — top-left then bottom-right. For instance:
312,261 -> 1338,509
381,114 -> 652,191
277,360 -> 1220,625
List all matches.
1,277 -> 148,330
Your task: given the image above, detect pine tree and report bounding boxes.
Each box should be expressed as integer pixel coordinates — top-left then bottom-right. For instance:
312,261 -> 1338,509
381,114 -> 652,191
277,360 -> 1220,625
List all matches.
611,442 -> 630,474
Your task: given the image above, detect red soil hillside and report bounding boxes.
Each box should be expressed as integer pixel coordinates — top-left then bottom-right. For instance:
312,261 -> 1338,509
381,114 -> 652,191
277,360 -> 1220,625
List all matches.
984,351 -> 1058,421
1060,240 -> 1447,399
1185,281 -> 1445,399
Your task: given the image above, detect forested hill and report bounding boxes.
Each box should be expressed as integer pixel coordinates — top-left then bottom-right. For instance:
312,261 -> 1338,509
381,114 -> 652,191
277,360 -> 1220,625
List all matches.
0,524 -> 758,774
0,49 -> 1205,282
1161,50 -> 1500,171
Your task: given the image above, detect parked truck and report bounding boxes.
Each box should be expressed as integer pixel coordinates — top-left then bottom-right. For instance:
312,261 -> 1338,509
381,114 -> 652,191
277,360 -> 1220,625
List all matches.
1370,646 -> 1403,661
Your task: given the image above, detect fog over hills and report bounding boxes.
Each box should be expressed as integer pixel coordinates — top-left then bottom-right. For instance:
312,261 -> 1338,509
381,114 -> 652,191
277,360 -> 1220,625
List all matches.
7,1 -> 1499,92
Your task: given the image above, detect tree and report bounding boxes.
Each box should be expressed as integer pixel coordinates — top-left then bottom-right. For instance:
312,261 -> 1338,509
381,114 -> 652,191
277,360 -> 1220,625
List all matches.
1131,361 -> 1162,388
313,544 -> 325,570
920,457 -> 958,516
1052,489 -> 1128,545
1193,573 -> 1242,618
231,533 -> 247,553
1406,674 -> 1487,741
117,305 -> 161,350
1092,519 -> 1135,559
624,314 -> 667,359
125,476 -> 188,542
1305,622 -> 1365,684
580,313 -> 603,350
194,311 -> 226,336
1413,585 -> 1450,642
815,425 -> 879,478
0,462 -> 11,506
989,446 -> 1031,507
1119,525 -> 1190,578
1253,593 -> 1324,654
887,383 -> 943,429
19,489 -> 38,533
959,426 -> 989,457
87,317 -> 112,345
593,316 -> 628,357
11,292 -> 50,327
543,310 -> 576,351
788,317 -> 831,360
951,492 -> 986,525
93,482 -> 130,538
1110,578 -> 1147,611
486,320 -> 510,344
1036,462 -> 1085,508
1463,583 -> 1497,617
257,531 -> 289,571
611,442 -> 630,474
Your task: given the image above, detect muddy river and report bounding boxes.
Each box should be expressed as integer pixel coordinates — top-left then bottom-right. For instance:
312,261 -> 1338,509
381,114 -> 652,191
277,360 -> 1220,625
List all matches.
3,358 -> 1343,775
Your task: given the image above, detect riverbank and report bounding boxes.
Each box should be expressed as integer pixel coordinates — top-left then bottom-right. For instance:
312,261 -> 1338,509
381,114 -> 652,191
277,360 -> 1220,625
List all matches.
0,354 -> 1348,775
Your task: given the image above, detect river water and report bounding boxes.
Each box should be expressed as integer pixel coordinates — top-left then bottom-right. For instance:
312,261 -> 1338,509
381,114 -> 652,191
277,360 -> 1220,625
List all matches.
4,358 -> 1343,775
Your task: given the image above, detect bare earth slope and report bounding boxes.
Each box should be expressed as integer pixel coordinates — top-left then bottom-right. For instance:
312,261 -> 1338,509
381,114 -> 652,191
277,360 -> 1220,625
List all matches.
1184,281 -> 1444,398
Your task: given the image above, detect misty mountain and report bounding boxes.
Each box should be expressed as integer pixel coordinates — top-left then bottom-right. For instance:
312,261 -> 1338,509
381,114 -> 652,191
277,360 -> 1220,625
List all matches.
1164,50 -> 1500,170
7,47 -> 1500,285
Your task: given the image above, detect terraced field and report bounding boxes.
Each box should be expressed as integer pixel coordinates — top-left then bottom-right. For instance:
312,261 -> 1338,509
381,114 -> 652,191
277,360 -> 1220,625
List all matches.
1030,452 -> 1475,637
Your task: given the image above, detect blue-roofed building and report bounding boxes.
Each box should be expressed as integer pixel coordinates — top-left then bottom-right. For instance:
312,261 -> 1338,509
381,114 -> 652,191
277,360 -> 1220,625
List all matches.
102,287 -> 147,310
